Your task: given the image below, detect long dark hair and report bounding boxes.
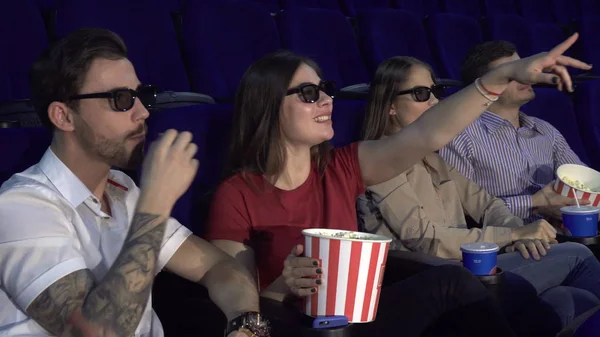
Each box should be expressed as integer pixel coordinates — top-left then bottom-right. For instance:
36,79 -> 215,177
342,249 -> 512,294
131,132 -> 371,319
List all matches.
227,50 -> 331,183
362,56 -> 435,141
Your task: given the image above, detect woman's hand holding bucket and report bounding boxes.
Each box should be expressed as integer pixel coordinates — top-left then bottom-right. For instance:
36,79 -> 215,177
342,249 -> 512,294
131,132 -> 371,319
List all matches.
282,245 -> 322,297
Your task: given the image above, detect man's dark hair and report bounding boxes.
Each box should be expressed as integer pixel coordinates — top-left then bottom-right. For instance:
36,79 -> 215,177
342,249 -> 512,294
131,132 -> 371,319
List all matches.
29,28 -> 128,128
460,40 -> 517,85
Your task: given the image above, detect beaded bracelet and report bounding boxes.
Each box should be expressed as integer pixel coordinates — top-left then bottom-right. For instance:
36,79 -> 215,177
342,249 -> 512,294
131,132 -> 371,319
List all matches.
474,78 -> 499,107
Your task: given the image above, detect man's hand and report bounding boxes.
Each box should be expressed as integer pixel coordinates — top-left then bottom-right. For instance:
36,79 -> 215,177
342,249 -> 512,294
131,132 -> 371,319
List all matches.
506,239 -> 559,260
511,219 -> 558,242
532,182 -> 590,221
532,181 -> 589,211
501,33 -> 591,92
138,129 -> 199,214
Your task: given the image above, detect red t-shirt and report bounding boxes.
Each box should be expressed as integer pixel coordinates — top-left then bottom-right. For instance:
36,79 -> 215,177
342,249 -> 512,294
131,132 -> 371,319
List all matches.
204,143 -> 365,291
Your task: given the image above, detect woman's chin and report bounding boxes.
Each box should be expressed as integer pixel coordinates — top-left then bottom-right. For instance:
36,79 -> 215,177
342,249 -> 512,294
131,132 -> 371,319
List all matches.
321,130 -> 335,143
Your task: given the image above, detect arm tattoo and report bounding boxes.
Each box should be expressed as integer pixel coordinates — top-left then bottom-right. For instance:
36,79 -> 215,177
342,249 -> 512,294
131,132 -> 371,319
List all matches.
27,213 -> 166,337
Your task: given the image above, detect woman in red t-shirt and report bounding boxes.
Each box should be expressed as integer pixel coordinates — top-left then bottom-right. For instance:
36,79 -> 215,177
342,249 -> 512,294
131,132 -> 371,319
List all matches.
205,34 -> 589,336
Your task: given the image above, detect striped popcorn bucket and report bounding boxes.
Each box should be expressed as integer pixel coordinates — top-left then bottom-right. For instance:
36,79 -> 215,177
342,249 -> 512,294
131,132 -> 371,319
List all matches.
554,164 -> 600,206
301,228 -> 392,323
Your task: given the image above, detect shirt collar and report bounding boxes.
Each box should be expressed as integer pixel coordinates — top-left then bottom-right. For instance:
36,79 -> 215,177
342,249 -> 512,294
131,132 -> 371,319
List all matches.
39,148 -> 95,207
480,111 -> 538,134
519,112 -> 538,130
38,148 -> 130,207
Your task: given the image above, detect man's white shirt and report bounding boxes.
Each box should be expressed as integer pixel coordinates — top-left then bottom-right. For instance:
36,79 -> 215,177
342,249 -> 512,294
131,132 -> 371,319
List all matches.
0,148 -> 192,336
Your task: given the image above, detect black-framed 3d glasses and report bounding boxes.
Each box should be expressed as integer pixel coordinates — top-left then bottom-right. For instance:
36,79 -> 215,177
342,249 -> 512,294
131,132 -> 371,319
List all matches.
69,84 -> 158,112
397,84 -> 445,102
286,81 -> 336,103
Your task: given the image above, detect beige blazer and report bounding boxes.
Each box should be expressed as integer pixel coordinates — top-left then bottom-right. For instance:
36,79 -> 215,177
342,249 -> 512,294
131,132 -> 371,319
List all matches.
357,153 -> 522,260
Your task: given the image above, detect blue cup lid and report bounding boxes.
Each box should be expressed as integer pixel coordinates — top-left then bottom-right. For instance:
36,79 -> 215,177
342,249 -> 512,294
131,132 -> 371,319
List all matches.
460,242 -> 500,253
560,206 -> 600,215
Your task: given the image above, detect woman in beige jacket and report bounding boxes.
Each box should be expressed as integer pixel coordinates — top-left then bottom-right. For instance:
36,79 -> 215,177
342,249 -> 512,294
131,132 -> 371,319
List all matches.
357,56 -> 555,260
357,56 -> 600,327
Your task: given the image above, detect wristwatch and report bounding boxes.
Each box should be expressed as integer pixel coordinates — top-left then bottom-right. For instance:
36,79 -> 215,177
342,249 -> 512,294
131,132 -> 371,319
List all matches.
224,312 -> 271,337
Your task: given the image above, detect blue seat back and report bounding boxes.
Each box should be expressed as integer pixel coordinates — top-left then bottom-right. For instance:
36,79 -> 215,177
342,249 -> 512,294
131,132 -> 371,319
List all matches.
35,0 -> 56,11
0,0 -> 49,101
580,0 -> 600,19
530,23 -> 566,55
357,9 -> 436,77
251,0 -> 280,13
392,0 -> 441,17
280,0 -> 342,11
0,128 -> 52,185
341,0 -> 391,16
485,14 -> 534,57
579,18 -> 600,75
145,105 -> 224,233
518,0 -> 554,23
482,0 -> 519,15
331,101 -> 366,148
166,0 -> 187,12
181,1 -> 280,101
551,0 -> 580,25
573,81 -> 600,170
55,0 -> 190,92
277,9 -> 369,88
426,13 -> 483,80
441,0 -> 482,20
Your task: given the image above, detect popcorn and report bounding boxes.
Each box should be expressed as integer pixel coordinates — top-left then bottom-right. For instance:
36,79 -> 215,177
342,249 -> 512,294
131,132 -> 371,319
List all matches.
561,176 -> 595,192
319,231 -> 373,240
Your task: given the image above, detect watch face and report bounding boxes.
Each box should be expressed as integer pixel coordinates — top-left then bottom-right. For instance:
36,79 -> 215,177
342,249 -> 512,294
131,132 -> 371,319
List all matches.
228,312 -> 271,337
245,313 -> 271,337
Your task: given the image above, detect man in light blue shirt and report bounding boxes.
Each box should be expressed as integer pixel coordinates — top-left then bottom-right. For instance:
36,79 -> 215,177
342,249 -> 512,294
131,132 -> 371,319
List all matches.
440,40 -> 586,223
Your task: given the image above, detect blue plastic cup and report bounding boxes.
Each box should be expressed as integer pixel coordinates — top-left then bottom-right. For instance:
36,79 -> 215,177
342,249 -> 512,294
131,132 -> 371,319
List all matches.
460,242 -> 500,276
561,206 -> 600,237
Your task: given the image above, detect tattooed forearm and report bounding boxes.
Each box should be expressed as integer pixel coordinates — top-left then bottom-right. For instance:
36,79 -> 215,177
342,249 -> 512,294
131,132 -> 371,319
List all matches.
27,212 -> 166,337
26,269 -> 94,334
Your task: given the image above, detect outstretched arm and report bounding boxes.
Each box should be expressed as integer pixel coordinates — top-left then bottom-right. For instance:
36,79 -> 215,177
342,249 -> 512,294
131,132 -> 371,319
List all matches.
358,34 -> 591,187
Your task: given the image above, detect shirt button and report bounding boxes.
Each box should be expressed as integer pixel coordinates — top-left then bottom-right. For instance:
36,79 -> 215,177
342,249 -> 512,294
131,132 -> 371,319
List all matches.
92,199 -> 99,204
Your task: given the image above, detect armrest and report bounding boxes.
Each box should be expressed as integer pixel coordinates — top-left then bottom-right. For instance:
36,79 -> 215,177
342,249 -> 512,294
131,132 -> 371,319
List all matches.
261,297 -> 356,337
382,250 -> 459,286
0,121 -> 20,128
151,91 -> 215,111
0,99 -> 35,116
436,78 -> 464,88
572,72 -> 600,82
531,73 -> 600,92
336,83 -> 370,100
261,297 -> 304,337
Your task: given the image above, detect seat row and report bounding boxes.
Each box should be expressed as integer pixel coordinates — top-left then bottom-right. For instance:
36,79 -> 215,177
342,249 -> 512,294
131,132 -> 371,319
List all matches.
32,0 -> 600,24
3,0 -> 600,109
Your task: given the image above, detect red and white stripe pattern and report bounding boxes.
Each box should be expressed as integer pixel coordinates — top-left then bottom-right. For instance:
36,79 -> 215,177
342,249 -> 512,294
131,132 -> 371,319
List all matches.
554,180 -> 600,206
303,236 -> 390,323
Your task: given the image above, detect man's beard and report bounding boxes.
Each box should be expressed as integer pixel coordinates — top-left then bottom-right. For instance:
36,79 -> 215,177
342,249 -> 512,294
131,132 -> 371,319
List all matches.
74,119 -> 146,170
498,90 -> 535,108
